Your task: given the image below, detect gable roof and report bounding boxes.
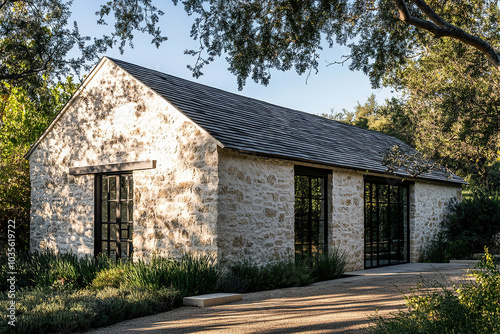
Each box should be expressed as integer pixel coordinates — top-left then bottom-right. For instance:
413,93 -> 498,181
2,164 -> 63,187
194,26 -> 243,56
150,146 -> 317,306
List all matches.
27,57 -> 465,185
109,58 -> 464,185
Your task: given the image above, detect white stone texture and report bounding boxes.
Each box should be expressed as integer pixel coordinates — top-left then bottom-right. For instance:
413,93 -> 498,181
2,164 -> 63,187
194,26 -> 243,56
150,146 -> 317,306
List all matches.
29,58 -> 462,269
409,182 -> 462,262
29,59 -> 219,259
217,149 -> 295,265
330,170 -> 365,271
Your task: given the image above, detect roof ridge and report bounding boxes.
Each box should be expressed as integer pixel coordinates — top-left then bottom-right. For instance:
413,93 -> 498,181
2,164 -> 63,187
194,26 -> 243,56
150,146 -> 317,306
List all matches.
78,57 -> 464,185
108,57 -> 408,147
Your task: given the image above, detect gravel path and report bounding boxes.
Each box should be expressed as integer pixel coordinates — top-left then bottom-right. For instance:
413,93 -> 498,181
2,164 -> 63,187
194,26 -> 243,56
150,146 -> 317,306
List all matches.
86,263 -> 475,334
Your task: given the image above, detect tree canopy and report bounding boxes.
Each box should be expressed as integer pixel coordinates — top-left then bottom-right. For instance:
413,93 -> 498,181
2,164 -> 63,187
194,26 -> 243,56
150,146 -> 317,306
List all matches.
0,79 -> 76,251
2,1 -> 500,91
0,0 -> 166,93
173,0 -> 500,89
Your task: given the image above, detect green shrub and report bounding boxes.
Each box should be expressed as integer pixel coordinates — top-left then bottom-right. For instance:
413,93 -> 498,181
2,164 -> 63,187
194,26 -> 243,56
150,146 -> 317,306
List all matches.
444,195 -> 500,255
422,193 -> 500,262
423,233 -> 471,262
0,287 -> 180,334
91,267 -> 127,289
371,249 -> 500,333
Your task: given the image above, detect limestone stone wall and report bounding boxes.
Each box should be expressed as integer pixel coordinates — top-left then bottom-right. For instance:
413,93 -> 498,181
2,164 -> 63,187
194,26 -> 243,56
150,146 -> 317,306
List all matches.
409,181 -> 462,262
217,149 -> 295,265
330,170 -> 365,271
218,154 -> 366,270
29,58 -> 219,259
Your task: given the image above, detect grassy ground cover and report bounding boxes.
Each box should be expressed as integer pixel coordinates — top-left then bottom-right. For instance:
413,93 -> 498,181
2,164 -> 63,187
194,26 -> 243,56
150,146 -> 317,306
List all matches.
0,249 -> 347,334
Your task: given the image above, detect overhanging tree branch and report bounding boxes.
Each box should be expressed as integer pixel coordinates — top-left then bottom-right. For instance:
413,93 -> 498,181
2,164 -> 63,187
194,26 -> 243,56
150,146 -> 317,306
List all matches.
393,0 -> 500,70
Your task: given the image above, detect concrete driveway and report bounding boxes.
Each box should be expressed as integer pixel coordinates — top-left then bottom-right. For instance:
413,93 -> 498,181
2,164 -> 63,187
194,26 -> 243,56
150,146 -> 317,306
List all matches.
86,263 -> 475,334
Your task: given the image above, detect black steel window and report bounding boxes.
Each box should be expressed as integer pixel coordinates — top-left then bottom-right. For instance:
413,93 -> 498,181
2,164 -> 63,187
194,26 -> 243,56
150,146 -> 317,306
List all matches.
364,179 -> 409,268
294,167 -> 329,260
95,174 -> 134,260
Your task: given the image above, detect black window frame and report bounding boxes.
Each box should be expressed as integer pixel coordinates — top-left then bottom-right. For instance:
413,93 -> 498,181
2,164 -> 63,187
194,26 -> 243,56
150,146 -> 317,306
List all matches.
363,176 -> 411,269
294,166 -> 331,260
94,173 -> 134,260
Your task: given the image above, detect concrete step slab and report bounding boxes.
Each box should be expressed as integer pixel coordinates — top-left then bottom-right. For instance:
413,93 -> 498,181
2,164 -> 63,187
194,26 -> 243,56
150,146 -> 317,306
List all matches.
449,259 -> 479,264
183,293 -> 242,308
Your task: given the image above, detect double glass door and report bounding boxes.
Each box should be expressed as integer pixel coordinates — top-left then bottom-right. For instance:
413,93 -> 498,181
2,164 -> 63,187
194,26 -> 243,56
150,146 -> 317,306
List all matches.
364,180 -> 409,268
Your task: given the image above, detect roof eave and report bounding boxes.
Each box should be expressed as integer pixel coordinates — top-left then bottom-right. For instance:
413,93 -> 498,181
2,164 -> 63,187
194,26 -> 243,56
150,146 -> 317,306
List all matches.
226,147 -> 466,186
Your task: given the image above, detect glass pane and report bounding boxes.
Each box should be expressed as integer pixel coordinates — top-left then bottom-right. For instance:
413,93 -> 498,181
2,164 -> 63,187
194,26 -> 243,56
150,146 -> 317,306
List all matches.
120,202 -> 127,222
110,177 -> 116,200
121,229 -> 128,240
110,202 -> 117,222
295,198 -> 309,220
318,220 -> 325,245
129,224 -> 134,239
102,242 -> 108,253
101,224 -> 108,240
110,224 -> 118,241
102,177 -> 108,201
400,187 -> 408,204
120,176 -> 128,200
390,186 -> 398,203
295,220 -> 302,243
311,178 -> 324,199
101,201 -> 108,222
295,176 -> 309,197
128,201 -> 133,221
378,184 -> 388,204
121,242 -> 128,259
311,199 -> 324,221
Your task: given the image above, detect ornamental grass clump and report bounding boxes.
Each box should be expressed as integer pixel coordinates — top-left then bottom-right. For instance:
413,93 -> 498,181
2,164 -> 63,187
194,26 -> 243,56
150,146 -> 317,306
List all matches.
125,253 -> 221,296
0,250 -> 113,291
311,248 -> 347,281
220,247 -> 347,293
220,258 -> 313,293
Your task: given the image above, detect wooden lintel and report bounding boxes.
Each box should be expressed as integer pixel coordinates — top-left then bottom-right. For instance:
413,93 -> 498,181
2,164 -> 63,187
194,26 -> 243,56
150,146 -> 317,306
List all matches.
69,160 -> 156,176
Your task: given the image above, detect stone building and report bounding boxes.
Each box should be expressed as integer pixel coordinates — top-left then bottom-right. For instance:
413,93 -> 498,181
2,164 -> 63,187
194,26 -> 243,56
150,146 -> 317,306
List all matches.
26,57 -> 464,271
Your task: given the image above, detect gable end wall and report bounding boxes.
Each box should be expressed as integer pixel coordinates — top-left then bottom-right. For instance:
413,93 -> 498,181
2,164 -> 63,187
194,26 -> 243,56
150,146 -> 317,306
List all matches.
29,59 -> 219,259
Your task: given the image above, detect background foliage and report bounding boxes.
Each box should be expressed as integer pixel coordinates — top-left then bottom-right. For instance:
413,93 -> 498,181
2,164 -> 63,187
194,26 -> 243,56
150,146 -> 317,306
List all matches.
0,80 -> 76,251
422,194 -> 500,262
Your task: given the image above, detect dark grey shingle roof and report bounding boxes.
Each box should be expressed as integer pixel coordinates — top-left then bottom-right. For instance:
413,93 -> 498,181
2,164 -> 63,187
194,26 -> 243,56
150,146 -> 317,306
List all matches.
109,57 -> 465,185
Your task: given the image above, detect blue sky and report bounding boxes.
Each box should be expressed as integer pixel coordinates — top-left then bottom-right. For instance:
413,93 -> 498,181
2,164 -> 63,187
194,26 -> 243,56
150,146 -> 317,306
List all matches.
71,1 -> 395,116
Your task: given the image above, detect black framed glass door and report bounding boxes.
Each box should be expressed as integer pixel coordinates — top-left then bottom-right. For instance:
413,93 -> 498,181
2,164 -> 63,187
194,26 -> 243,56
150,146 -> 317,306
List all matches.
95,174 -> 134,260
364,179 -> 409,268
294,167 -> 329,260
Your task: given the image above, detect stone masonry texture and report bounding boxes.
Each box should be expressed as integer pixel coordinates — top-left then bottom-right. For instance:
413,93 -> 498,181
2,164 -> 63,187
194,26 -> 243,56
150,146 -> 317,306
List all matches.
29,59 -> 219,259
29,58 -> 462,269
217,149 -> 295,265
410,182 -> 462,262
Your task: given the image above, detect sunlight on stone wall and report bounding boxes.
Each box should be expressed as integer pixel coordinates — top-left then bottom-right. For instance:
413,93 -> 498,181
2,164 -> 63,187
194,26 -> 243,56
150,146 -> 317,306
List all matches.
30,59 -> 219,259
